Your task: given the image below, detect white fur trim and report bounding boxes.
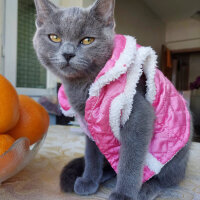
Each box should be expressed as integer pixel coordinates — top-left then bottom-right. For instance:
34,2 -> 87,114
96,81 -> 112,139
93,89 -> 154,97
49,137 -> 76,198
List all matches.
110,44 -> 157,140
109,93 -> 125,139
120,54 -> 144,126
145,153 -> 164,174
60,106 -> 76,117
139,47 -> 157,103
89,36 -> 137,97
121,47 -> 157,126
108,36 -> 137,139
110,61 -> 143,139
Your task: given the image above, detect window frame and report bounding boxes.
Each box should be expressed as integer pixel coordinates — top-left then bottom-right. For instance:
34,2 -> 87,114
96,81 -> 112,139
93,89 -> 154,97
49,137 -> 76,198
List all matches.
3,0 -> 59,96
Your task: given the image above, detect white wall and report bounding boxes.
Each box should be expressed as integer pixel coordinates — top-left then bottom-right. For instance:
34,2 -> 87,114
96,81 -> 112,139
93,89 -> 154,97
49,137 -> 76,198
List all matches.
83,0 -> 93,7
60,0 -> 83,7
166,19 -> 200,50
0,0 -> 4,74
115,0 -> 165,61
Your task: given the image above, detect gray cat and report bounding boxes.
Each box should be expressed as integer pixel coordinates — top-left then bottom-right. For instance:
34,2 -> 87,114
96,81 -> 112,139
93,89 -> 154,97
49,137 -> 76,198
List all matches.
33,0 -> 193,199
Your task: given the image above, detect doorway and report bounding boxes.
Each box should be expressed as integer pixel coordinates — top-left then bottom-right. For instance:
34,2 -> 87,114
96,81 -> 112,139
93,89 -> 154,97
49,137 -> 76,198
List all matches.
171,50 -> 200,142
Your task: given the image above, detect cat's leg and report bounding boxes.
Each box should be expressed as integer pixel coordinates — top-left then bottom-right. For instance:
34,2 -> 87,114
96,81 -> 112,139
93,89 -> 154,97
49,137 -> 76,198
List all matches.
60,156 -> 116,193
138,139 -> 191,200
74,136 -> 105,195
109,93 -> 155,200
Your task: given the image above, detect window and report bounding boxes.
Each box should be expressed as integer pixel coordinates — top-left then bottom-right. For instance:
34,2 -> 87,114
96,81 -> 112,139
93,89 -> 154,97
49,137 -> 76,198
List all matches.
3,0 -> 59,96
17,0 -> 46,89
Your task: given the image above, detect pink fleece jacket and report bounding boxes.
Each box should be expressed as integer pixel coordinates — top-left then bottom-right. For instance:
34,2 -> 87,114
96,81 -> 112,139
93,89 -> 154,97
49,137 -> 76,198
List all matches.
58,35 -> 190,182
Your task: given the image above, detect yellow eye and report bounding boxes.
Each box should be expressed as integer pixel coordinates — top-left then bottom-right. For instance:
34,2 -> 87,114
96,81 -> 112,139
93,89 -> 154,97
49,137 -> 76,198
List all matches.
81,37 -> 95,45
49,34 -> 61,43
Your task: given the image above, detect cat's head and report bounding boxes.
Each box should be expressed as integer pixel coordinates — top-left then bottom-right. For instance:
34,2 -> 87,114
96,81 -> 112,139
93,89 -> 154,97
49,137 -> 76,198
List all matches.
33,0 -> 115,80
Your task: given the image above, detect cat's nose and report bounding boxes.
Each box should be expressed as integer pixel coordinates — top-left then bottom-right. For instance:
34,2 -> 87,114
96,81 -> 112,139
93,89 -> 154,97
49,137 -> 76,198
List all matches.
63,53 -> 75,62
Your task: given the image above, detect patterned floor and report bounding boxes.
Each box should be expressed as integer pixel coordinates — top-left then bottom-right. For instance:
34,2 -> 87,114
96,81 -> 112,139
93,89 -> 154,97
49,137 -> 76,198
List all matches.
0,125 -> 200,200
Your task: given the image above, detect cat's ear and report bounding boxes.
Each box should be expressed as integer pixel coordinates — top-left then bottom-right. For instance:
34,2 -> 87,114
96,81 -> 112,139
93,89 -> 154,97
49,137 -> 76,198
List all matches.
34,0 -> 58,27
90,0 -> 115,28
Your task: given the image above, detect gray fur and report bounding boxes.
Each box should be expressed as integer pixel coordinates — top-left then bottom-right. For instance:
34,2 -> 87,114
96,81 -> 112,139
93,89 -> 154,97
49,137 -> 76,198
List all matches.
33,0 -> 115,82
74,137 -> 104,195
33,0 -> 193,199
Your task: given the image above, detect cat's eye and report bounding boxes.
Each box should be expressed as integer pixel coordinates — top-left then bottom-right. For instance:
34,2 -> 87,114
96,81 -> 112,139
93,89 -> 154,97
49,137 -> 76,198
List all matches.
49,34 -> 62,43
80,37 -> 95,45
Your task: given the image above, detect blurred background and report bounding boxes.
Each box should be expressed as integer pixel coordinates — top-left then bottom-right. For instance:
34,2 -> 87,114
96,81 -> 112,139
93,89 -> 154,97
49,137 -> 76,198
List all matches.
0,0 -> 200,140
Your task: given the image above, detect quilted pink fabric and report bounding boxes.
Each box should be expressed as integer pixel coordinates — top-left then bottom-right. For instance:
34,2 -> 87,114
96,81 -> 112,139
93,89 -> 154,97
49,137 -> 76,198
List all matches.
85,69 -> 190,182
58,35 -> 190,182
151,70 -> 190,165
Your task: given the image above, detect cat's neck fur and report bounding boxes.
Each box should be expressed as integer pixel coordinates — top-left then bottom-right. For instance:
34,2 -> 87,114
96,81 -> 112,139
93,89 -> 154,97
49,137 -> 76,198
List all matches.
62,70 -> 100,116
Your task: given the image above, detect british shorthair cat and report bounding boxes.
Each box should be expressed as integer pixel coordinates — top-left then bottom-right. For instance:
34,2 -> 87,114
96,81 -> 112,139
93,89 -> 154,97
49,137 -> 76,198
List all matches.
33,0 -> 192,199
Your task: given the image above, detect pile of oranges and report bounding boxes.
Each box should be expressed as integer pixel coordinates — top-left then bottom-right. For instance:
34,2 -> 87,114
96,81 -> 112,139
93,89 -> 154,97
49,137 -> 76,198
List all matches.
0,74 -> 49,157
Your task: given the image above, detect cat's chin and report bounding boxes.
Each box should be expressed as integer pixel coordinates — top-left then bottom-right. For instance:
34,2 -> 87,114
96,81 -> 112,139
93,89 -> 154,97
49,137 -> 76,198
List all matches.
58,66 -> 86,80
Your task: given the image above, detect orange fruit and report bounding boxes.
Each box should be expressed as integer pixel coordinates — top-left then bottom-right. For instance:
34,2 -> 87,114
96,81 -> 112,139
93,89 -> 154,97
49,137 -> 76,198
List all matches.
0,75 -> 20,133
0,135 -> 29,180
0,135 -> 16,178
6,95 -> 49,145
0,135 -> 15,156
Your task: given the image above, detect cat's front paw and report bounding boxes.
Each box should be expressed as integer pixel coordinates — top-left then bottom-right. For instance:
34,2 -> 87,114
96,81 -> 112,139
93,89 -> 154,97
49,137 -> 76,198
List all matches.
109,192 -> 134,200
74,177 -> 99,195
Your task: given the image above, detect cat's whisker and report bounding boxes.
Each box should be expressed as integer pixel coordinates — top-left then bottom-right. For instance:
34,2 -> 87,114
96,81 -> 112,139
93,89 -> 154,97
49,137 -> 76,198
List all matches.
77,59 -> 89,66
